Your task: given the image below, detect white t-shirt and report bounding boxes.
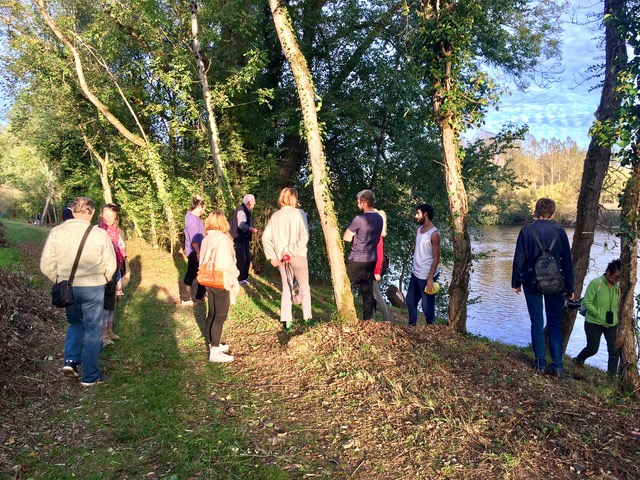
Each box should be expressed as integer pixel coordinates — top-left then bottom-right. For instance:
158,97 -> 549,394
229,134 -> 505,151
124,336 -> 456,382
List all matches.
412,226 -> 439,280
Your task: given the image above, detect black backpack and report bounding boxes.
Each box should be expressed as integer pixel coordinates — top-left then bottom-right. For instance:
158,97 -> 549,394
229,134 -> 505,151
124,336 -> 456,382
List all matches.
530,227 -> 564,295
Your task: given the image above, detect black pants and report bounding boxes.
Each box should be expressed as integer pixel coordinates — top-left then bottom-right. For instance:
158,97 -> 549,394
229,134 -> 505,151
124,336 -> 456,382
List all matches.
346,261 -> 376,320
183,251 -> 205,300
235,240 -> 251,282
575,321 -> 619,375
206,287 -> 230,346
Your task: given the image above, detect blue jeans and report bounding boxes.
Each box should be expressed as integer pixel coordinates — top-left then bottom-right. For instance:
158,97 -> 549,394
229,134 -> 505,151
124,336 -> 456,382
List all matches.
64,286 -> 105,382
406,274 -> 438,325
524,291 -> 564,370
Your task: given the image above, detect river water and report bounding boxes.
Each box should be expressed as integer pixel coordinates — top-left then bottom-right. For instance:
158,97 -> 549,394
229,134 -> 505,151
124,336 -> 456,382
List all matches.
451,225 -> 634,371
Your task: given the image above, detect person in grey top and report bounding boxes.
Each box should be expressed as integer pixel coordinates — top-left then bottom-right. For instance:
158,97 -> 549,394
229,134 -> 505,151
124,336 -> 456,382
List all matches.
343,190 -> 383,320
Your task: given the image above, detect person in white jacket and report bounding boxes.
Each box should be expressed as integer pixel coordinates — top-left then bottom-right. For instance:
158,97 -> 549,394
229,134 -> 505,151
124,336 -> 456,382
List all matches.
262,188 -> 313,330
199,212 -> 240,362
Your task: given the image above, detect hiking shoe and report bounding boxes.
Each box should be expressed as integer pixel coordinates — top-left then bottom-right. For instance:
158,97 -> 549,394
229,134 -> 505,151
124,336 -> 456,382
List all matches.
62,361 -> 80,378
209,347 -> 234,363
81,374 -> 109,387
102,336 -> 114,346
546,367 -> 564,378
108,332 -> 121,340
572,357 -> 584,368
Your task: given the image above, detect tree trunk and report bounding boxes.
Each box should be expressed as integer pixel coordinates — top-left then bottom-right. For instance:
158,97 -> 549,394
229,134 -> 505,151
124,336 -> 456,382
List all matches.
36,0 -> 179,252
561,0 -> 628,351
439,117 -> 471,332
268,0 -> 358,324
617,164 -> 640,397
81,131 -> 113,205
189,0 -> 233,212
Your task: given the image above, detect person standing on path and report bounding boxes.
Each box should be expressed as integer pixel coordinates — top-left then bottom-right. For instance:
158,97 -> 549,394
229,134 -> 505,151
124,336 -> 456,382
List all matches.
181,195 -> 206,305
199,212 -> 240,363
406,204 -> 441,326
262,188 -> 313,330
512,197 -> 575,377
40,196 -> 117,386
343,190 -> 383,320
98,203 -> 126,345
230,194 -> 258,286
372,210 -> 390,322
573,259 -> 621,376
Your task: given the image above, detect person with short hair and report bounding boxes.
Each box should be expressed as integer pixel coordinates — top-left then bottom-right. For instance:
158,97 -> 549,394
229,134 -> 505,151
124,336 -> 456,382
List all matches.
343,190 -> 383,320
40,196 -> 117,386
230,194 -> 258,286
262,188 -> 312,330
181,195 -> 206,305
200,212 -> 240,362
406,203 -> 440,326
512,198 -> 575,377
573,259 -> 622,376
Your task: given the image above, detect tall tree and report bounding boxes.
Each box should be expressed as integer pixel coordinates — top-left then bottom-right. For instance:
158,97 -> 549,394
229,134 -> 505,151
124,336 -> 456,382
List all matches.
34,0 -> 180,250
189,0 -> 233,211
607,0 -> 640,395
406,0 -> 563,332
268,0 -> 358,323
561,0 -> 628,351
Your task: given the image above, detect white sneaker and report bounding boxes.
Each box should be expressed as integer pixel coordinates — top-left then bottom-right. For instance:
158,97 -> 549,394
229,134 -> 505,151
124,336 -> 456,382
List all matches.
218,344 -> 230,353
209,346 -> 234,363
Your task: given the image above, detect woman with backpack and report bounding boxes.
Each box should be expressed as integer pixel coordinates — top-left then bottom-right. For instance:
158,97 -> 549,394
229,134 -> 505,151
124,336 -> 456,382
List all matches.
573,259 -> 622,376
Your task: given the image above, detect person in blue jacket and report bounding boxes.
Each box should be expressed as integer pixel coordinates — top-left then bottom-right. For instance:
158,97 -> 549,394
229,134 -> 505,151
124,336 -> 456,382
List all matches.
511,198 -> 575,377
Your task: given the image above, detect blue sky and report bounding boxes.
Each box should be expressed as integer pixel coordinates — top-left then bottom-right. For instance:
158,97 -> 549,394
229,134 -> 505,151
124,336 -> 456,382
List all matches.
480,0 -> 603,148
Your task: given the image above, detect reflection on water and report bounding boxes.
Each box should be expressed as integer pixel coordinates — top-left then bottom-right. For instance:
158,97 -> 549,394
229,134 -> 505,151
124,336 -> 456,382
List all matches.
445,225 -> 630,371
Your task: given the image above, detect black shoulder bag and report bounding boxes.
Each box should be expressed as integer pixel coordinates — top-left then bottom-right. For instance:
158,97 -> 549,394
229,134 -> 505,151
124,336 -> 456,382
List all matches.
51,224 -> 94,307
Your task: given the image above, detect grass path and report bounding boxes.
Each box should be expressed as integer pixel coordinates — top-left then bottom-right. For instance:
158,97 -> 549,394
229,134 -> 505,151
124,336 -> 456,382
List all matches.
3,221 -> 640,479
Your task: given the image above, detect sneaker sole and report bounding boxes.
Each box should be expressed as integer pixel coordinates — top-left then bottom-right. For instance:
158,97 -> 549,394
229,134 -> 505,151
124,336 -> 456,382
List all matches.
62,366 -> 79,378
81,378 -> 108,386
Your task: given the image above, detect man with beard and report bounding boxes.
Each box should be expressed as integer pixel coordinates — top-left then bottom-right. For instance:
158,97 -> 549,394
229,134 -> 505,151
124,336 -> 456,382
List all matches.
343,190 -> 383,320
406,203 -> 441,326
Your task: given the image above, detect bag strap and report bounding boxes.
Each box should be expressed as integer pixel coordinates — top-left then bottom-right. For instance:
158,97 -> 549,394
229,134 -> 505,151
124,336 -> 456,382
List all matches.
68,224 -> 94,284
530,225 -> 557,254
284,262 -> 297,301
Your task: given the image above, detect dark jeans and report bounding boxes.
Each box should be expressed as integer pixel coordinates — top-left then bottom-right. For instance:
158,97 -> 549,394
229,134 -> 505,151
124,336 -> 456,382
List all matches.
64,286 -> 105,383
524,291 -> 564,371
406,273 -> 439,325
576,321 -> 619,375
183,251 -> 205,300
205,287 -> 230,346
346,261 -> 376,320
234,240 -> 251,282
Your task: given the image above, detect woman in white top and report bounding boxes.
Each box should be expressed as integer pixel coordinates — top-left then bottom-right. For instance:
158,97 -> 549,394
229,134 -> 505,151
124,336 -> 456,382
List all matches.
262,188 -> 312,330
199,212 -> 240,362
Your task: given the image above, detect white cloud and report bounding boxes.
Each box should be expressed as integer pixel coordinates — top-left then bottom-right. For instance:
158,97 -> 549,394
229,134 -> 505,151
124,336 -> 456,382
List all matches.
482,0 -> 603,147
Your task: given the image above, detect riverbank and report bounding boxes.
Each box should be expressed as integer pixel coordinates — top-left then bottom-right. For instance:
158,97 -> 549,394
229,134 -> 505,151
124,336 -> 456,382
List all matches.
1,220 -> 639,479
